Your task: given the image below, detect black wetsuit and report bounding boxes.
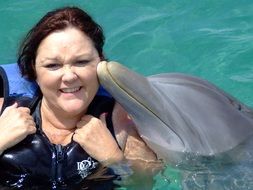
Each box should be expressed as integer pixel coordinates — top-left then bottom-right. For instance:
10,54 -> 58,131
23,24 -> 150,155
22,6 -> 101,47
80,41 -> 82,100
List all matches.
0,94 -> 120,190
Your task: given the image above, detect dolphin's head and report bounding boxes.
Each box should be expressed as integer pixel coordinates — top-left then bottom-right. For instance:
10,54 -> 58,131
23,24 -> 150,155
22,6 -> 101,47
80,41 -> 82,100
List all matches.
97,61 -> 185,161
97,61 -> 253,162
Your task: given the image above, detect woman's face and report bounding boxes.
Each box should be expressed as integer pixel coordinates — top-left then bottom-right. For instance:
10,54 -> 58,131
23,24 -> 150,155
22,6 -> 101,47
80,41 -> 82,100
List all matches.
35,27 -> 100,116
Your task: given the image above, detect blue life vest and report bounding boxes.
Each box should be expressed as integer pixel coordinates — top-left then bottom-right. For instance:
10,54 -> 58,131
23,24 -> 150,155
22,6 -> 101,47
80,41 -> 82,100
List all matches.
0,63 -> 119,190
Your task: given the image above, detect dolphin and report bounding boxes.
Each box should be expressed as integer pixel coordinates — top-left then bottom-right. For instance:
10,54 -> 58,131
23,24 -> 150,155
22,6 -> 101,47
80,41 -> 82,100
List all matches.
97,61 -> 253,163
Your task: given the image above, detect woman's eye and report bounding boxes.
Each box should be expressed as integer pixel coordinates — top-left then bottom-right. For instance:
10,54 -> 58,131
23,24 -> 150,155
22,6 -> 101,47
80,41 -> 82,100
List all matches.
75,60 -> 89,66
44,63 -> 61,70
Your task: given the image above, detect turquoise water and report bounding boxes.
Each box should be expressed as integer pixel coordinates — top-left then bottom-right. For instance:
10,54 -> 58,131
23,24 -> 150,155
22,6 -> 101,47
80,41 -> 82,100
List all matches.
0,0 -> 253,189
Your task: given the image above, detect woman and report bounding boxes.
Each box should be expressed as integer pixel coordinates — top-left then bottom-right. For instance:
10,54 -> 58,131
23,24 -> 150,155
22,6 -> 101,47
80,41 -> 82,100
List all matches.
0,6 -> 161,189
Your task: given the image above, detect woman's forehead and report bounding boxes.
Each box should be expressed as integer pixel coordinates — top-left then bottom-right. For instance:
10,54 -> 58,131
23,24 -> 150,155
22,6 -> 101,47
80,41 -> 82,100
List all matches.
37,28 -> 98,56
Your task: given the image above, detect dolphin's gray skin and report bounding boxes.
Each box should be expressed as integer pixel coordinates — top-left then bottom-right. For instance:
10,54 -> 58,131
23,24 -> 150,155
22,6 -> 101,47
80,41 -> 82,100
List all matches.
97,61 -> 253,162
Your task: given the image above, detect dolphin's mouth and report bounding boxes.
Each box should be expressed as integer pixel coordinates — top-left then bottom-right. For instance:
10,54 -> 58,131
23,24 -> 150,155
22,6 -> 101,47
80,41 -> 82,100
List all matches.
99,61 -> 129,96
97,61 -> 159,117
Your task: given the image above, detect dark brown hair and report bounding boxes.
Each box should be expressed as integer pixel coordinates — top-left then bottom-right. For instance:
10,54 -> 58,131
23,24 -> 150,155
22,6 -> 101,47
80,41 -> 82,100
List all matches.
17,6 -> 105,80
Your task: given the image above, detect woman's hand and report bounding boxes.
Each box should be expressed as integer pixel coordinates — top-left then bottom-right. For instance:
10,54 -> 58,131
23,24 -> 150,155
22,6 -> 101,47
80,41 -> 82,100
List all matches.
0,103 -> 36,154
73,113 -> 124,165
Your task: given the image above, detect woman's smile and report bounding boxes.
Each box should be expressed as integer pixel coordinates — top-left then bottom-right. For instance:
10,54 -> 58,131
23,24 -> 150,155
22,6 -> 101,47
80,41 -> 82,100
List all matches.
60,86 -> 82,93
59,86 -> 83,100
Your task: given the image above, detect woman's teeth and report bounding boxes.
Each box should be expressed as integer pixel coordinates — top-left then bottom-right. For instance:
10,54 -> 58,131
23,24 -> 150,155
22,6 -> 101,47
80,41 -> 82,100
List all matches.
61,87 -> 80,93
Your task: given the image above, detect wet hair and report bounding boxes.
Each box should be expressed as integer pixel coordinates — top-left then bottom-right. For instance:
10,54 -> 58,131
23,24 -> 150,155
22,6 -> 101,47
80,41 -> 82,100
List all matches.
17,6 -> 105,80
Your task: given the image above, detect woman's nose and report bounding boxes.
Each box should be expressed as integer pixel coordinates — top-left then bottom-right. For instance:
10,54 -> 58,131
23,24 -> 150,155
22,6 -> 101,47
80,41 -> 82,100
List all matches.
62,66 -> 78,82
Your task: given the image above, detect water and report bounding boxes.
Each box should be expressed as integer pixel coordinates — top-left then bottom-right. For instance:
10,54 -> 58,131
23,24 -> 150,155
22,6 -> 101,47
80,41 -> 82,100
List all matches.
0,0 -> 253,189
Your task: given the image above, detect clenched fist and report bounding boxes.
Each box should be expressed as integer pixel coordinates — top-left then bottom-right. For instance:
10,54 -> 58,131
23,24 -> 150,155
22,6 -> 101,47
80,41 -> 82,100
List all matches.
73,113 -> 124,165
0,103 -> 36,154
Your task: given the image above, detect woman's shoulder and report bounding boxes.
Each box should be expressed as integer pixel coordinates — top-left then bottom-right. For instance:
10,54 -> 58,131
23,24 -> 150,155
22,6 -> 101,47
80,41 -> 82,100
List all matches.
112,103 -> 146,150
0,98 -> 3,111
112,103 -> 159,162
112,103 -> 133,149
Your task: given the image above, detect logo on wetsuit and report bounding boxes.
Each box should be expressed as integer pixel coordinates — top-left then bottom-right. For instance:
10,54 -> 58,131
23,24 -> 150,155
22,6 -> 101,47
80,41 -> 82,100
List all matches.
77,157 -> 98,178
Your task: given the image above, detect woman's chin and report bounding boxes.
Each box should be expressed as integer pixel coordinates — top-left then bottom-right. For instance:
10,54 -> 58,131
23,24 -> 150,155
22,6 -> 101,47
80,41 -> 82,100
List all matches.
60,102 -> 87,115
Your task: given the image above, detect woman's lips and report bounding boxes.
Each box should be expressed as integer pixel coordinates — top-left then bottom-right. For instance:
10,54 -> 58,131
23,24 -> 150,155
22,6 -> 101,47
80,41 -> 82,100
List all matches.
60,87 -> 81,93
